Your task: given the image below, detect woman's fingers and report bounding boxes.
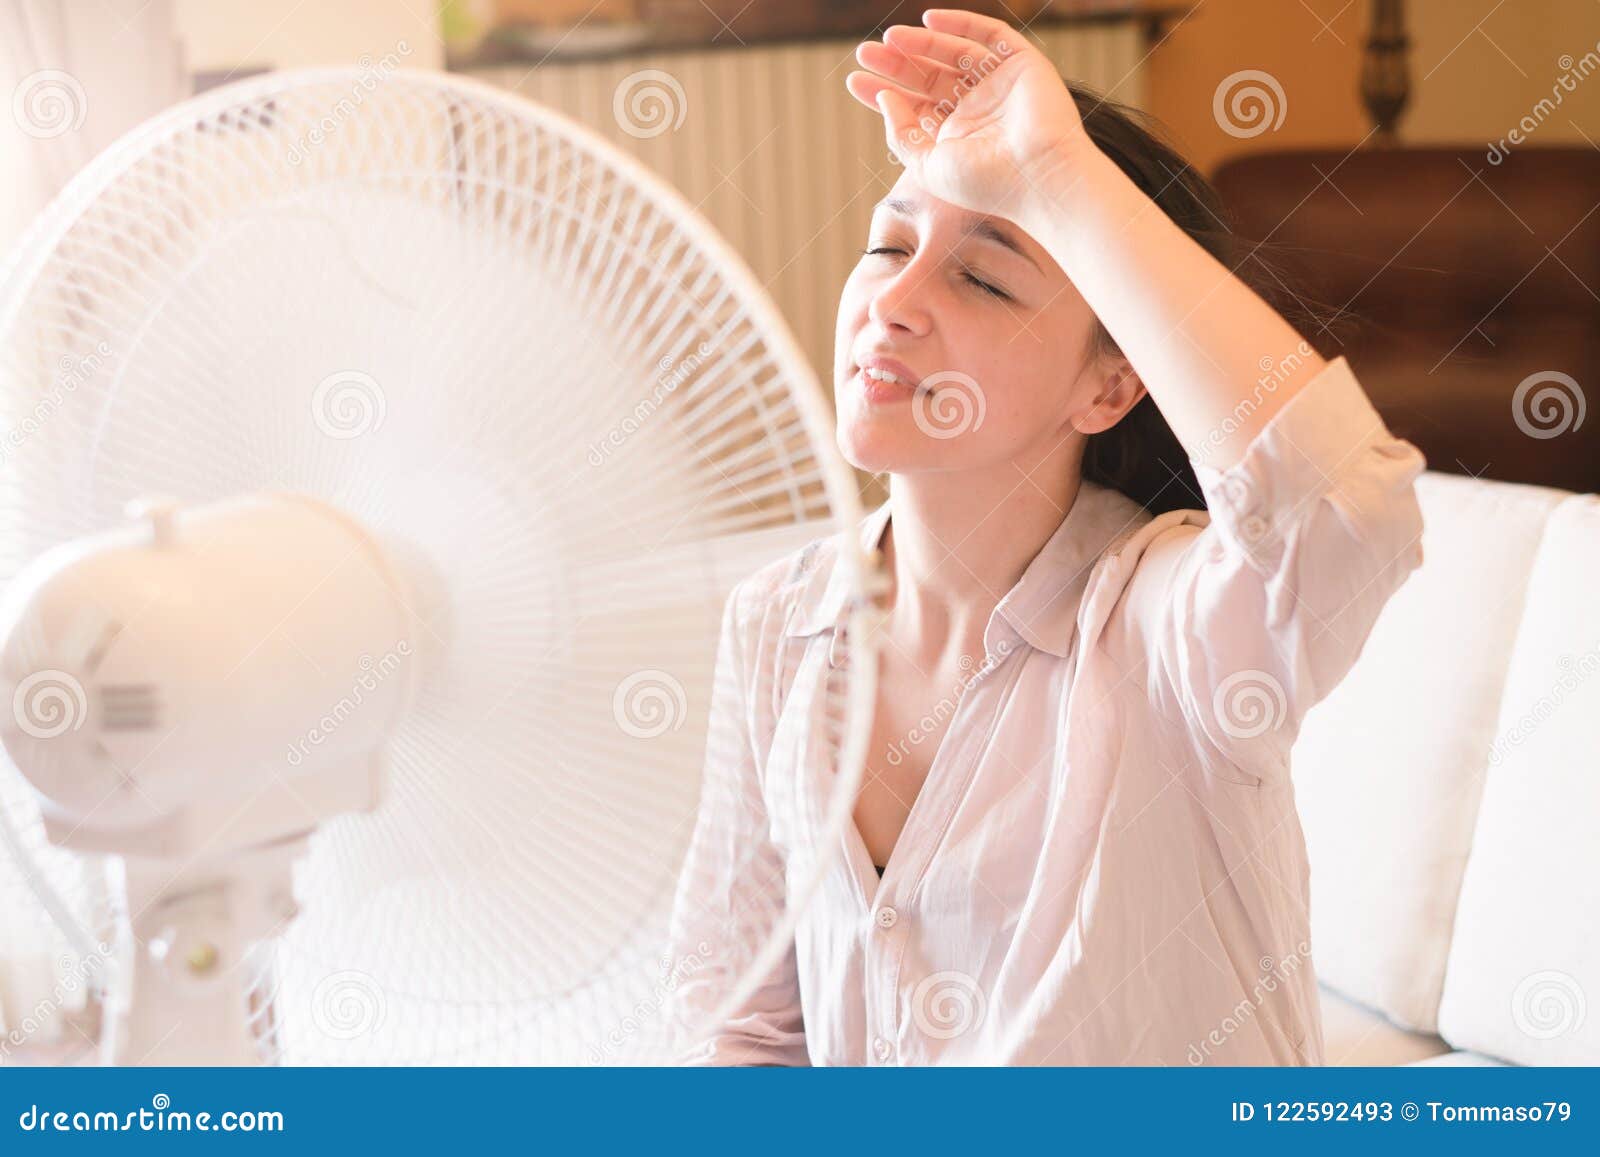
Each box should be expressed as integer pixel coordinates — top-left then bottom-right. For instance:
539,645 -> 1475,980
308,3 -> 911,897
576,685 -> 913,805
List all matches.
920,8 -> 1021,56
845,70 -> 934,157
874,87 -> 928,160
882,23 -> 998,72
854,39 -> 965,100
844,69 -> 931,121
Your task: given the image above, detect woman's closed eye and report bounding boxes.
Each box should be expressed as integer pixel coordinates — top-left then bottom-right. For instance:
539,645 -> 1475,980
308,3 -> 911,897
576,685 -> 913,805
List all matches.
858,246 -> 1012,301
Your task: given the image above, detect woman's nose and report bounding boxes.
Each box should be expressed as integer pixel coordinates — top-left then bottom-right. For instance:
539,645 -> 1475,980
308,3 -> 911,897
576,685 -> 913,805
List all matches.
867,263 -> 934,336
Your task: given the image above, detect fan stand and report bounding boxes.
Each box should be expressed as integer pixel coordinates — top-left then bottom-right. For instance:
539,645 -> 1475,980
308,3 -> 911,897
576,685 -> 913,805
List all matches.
51,760 -> 383,1065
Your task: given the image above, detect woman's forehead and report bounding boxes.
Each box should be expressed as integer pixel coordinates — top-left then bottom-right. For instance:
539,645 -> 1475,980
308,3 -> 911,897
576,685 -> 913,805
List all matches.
875,175 -> 1055,275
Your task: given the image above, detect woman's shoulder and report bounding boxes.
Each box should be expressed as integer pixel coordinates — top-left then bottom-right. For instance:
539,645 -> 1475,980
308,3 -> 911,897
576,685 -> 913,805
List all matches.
1075,493 -> 1212,632
722,520 -> 852,641
1080,484 -> 1208,575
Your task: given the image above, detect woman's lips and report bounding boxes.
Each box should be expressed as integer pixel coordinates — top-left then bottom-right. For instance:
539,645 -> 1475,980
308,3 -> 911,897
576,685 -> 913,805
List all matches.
851,365 -> 927,404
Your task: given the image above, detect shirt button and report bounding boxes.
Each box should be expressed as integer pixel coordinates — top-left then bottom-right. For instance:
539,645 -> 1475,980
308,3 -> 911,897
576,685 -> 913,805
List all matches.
1240,514 -> 1269,542
872,1036 -> 892,1060
1220,475 -> 1252,509
874,905 -> 898,929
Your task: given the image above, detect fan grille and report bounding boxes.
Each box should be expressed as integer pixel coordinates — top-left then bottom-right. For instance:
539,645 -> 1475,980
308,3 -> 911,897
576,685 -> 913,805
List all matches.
0,70 -> 867,1063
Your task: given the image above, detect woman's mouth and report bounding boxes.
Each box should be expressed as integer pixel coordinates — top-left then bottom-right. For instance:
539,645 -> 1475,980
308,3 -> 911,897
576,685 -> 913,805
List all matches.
852,360 -> 928,404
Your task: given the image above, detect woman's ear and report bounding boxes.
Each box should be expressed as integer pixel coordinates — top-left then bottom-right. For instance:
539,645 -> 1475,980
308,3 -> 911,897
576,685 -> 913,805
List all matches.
1068,355 -> 1147,435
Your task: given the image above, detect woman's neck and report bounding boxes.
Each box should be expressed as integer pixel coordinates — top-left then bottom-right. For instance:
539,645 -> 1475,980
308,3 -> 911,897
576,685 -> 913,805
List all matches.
880,451 -> 1085,649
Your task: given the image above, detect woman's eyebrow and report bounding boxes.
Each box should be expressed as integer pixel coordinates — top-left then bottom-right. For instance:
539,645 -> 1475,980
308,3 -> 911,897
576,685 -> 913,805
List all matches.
873,196 -> 1041,274
964,219 -> 1041,274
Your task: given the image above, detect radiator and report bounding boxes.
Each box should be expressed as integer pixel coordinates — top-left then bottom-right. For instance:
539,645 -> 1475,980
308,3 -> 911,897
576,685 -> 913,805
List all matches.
466,24 -> 1148,386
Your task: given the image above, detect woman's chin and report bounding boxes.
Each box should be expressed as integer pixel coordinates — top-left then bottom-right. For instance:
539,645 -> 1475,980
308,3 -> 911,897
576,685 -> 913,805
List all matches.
836,424 -> 930,475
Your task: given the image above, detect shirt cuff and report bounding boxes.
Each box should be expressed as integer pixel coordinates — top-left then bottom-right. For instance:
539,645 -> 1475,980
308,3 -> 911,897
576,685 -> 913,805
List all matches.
1189,355 -> 1396,569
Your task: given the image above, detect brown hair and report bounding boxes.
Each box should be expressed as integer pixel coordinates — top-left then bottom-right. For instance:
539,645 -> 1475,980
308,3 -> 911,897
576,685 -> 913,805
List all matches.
1065,80 -> 1342,515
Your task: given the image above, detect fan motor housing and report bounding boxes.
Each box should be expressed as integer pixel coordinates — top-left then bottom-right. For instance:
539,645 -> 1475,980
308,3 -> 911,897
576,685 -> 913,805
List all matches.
0,492 -> 419,840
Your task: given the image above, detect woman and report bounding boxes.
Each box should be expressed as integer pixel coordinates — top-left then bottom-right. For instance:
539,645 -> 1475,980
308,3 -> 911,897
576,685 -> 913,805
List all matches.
664,8 -> 1425,1065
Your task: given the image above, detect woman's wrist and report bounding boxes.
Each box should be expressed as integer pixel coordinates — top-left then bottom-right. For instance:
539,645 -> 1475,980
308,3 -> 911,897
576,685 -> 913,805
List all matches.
1009,135 -> 1134,272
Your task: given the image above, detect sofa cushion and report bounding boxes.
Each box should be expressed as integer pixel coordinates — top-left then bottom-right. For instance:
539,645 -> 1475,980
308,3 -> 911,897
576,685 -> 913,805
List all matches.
1318,984 -> 1450,1065
1292,472 -> 1569,1031
1437,493 -> 1600,1064
1409,1050 -> 1509,1067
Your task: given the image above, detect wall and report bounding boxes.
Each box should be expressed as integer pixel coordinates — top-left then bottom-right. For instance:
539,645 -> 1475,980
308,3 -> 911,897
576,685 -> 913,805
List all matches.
1143,0 -> 1600,175
172,0 -> 445,72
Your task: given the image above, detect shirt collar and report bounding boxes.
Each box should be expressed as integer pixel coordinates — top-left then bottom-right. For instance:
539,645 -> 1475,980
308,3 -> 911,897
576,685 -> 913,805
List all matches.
782,480 -> 1153,658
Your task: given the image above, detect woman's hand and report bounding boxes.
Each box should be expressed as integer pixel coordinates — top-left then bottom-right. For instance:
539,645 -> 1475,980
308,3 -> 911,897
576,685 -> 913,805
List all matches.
846,8 -> 1092,223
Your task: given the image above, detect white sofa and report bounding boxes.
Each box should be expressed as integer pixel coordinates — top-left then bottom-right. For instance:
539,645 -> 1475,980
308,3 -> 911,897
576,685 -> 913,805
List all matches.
1295,471 -> 1599,1065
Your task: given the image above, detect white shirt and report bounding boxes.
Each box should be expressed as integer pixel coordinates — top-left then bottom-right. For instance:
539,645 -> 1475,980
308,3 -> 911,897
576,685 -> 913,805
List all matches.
663,355 -> 1427,1065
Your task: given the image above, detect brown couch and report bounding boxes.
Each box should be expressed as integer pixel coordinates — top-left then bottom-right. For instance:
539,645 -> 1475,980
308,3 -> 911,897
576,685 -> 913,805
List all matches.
1213,146 -> 1600,493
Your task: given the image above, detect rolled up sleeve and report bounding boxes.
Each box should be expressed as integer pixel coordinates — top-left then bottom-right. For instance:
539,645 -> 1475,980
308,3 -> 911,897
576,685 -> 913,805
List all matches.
661,583 -> 809,1065
1134,356 -> 1427,783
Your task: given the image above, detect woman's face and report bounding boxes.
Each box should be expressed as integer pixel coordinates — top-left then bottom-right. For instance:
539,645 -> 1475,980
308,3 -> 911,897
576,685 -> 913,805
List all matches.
833,172 -> 1132,475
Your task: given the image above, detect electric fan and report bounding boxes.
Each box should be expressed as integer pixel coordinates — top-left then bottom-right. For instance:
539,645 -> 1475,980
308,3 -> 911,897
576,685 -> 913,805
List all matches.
0,69 -> 882,1064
